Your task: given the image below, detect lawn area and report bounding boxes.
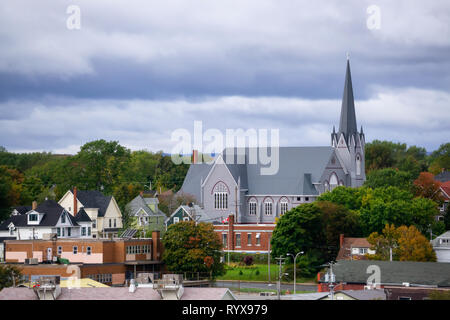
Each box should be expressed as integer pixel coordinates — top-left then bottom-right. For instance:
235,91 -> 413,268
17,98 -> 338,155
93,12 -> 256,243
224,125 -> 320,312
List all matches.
217,263 -> 316,283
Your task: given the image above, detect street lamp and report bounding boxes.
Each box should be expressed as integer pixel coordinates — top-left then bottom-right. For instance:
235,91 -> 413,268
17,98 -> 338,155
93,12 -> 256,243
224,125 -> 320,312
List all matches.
286,251 -> 304,294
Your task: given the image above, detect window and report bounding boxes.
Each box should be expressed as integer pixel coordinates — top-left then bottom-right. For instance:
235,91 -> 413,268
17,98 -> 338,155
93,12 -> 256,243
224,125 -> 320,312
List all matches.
280,200 -> 288,215
29,214 -> 38,222
73,246 -> 78,254
247,233 -> 252,246
256,233 -> 261,246
329,173 -> 338,190
264,200 -> 273,215
398,297 -> 412,300
109,219 -> 112,228
305,197 -> 309,202
356,154 -> 361,176
359,248 -> 368,255
183,217 -> 190,222
62,228 -> 65,237
236,234 -> 241,247
57,246 -> 62,255
297,197 -> 301,201
88,227 -> 91,236
92,220 -> 97,228
173,217 -> 179,223
222,234 -> 227,248
61,214 -> 66,224
57,228 -> 61,237
86,247 -> 91,255
249,200 -> 257,215
67,228 -> 71,237
114,219 -> 117,228
214,182 -> 229,210
81,227 -> 86,236
9,227 -> 14,236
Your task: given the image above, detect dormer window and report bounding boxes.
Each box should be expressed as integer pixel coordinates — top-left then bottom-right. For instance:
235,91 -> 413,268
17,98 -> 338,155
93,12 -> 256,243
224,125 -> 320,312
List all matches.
9,226 -> 14,235
28,214 -> 38,222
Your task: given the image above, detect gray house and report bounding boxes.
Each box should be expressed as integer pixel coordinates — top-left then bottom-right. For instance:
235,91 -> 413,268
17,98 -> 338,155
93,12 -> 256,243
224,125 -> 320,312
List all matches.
179,59 -> 366,224
125,193 -> 167,234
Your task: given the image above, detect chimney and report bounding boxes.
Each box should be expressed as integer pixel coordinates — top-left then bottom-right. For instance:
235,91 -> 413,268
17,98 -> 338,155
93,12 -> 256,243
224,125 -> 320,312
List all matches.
152,231 -> 161,261
192,150 -> 198,164
228,214 -> 235,250
32,201 -> 37,210
339,234 -> 345,248
73,187 -> 78,216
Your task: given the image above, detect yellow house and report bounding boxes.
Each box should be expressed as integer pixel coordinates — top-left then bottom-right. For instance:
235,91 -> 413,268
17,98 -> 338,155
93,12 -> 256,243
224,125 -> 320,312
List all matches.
59,188 -> 123,239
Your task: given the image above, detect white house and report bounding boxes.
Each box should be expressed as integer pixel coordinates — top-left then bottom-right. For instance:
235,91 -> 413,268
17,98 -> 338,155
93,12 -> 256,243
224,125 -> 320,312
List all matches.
432,231 -> 450,263
58,187 -> 122,239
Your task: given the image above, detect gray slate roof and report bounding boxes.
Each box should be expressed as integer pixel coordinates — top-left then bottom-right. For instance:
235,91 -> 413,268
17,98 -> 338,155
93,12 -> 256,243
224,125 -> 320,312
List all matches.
74,208 -> 92,223
338,59 -> 358,142
320,260 -> 450,287
435,171 -> 450,183
180,147 -> 335,199
72,189 -> 112,217
126,195 -> 166,217
0,200 -> 78,229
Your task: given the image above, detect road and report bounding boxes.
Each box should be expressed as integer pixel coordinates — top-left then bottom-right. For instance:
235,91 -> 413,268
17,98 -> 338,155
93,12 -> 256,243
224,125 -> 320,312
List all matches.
213,280 -> 318,292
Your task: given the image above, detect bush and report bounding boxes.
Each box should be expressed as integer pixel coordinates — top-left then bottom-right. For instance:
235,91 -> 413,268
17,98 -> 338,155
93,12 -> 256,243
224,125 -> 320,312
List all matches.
255,270 -> 260,276
243,256 -> 254,266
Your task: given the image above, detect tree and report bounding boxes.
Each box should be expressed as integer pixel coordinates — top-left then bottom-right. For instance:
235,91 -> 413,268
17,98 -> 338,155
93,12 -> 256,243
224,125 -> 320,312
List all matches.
0,264 -> 22,290
317,201 -> 362,260
367,224 -> 436,262
364,168 -> 413,191
0,166 -> 23,221
317,186 -> 367,211
271,203 -> 325,266
162,221 -> 225,279
428,143 -> 450,174
413,172 -> 444,204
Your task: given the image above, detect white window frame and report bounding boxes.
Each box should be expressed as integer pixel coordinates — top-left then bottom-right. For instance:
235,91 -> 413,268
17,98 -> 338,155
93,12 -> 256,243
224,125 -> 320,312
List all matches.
264,200 -> 273,216
249,200 -> 257,215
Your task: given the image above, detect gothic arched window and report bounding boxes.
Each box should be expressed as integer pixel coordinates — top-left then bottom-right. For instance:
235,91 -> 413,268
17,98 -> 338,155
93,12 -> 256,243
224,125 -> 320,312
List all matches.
264,198 -> 273,216
213,182 -> 229,210
356,154 -> 362,176
248,198 -> 257,216
280,197 -> 289,215
330,173 -> 338,190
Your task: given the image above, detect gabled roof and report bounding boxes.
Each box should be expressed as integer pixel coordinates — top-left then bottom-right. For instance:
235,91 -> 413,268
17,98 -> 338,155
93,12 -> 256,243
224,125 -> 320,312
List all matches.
74,208 -> 92,223
71,189 -> 112,217
440,181 -> 450,200
126,195 -> 166,217
0,200 -> 78,229
181,147 -> 335,198
13,206 -> 32,215
319,260 -> 450,287
336,237 -> 371,260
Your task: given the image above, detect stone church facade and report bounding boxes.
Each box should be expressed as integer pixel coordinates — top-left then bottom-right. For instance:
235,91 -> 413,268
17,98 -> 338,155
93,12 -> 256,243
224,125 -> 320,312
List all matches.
178,59 -> 366,253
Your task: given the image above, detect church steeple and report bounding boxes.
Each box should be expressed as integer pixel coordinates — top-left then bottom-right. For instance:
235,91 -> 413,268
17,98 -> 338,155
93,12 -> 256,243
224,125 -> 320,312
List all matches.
338,58 -> 358,142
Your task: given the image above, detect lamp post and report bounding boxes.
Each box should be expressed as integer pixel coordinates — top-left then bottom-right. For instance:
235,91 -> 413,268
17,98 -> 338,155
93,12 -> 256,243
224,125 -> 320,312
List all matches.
286,251 -> 304,294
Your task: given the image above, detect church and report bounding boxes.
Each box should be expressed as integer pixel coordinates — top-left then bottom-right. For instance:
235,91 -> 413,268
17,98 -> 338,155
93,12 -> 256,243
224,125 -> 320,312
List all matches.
177,59 -> 366,253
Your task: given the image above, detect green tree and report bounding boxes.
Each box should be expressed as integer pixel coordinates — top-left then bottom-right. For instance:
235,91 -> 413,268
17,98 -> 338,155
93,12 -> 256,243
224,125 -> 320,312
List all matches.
162,221 -> 225,279
0,166 -> 23,221
271,203 -> 325,261
317,201 -> 362,260
0,264 -> 22,290
428,143 -> 450,174
364,168 -> 413,190
317,186 -> 367,211
444,204 -> 450,231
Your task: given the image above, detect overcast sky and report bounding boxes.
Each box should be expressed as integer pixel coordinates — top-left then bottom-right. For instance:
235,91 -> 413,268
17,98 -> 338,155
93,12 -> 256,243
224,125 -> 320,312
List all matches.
0,0 -> 449,154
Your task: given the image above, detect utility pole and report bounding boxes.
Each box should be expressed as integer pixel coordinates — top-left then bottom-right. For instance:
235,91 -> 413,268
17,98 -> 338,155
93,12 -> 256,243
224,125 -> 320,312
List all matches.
325,262 -> 336,300
275,256 -> 286,300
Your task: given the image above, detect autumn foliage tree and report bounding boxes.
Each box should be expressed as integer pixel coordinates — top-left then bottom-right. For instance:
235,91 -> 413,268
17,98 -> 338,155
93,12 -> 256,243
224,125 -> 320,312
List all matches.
367,224 -> 436,262
162,221 -> 225,279
413,172 -> 444,204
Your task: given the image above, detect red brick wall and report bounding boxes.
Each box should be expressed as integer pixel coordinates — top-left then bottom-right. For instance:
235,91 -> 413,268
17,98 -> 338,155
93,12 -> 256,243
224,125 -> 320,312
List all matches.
214,219 -> 275,253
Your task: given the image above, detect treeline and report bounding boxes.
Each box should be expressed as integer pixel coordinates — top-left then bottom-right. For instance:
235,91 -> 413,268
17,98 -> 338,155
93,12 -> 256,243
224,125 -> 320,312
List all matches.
0,140 -> 189,221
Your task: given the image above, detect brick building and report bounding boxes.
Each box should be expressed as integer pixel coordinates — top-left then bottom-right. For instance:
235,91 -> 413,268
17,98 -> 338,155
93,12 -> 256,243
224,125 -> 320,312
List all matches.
4,231 -> 163,286
213,214 -> 274,253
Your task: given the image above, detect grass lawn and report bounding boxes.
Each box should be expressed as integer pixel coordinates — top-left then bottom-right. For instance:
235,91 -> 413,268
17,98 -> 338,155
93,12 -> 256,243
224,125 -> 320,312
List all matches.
217,263 -> 315,283
231,288 -> 314,295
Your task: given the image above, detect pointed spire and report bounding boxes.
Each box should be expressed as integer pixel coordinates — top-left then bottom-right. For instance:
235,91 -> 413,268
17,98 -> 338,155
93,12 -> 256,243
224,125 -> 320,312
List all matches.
338,58 -> 358,142
332,125 -> 336,134
360,125 -> 364,135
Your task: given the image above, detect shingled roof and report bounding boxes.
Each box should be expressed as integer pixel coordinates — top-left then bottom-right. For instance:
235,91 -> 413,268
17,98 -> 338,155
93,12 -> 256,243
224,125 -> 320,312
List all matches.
319,260 -> 450,287
0,200 -> 78,229
71,189 -> 112,217
180,146 -> 335,201
74,208 -> 92,223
